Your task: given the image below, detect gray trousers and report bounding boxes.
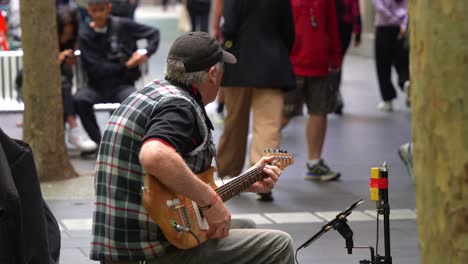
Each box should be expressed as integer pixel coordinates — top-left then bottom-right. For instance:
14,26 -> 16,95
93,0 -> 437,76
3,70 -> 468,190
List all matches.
103,219 -> 295,264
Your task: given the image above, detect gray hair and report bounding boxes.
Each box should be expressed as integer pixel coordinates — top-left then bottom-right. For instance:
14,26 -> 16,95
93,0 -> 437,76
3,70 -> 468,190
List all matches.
165,60 -> 224,86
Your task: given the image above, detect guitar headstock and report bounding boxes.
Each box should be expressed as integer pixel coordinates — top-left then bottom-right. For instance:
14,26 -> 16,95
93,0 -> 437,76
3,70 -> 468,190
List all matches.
263,149 -> 294,170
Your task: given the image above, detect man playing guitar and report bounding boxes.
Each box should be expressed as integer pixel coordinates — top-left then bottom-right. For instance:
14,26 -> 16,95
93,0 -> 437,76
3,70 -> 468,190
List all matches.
90,32 -> 294,264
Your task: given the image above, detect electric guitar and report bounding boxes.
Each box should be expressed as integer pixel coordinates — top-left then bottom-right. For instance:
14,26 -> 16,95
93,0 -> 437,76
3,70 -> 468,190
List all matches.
142,149 -> 294,249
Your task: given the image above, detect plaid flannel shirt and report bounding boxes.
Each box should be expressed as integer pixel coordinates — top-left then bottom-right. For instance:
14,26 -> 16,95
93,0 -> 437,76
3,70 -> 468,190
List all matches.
90,80 -> 215,261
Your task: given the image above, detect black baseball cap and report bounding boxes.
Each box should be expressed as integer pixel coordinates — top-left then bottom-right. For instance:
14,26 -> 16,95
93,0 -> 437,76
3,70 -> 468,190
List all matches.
167,32 -> 237,73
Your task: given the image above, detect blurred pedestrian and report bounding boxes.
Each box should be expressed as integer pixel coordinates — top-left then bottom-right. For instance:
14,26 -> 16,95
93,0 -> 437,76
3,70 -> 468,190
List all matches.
210,0 -> 225,124
211,0 -> 223,41
161,0 -> 169,11
372,0 -> 409,112
333,0 -> 361,115
282,0 -> 342,182
186,0 -> 211,32
74,0 -> 160,152
217,0 -> 295,201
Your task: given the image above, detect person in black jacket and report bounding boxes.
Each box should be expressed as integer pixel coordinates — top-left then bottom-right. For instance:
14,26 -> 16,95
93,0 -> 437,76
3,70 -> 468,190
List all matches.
216,0 -> 295,201
74,0 -> 160,149
0,129 -> 61,264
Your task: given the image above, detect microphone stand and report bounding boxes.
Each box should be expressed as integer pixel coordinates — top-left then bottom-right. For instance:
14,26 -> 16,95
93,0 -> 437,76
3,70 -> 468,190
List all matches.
297,199 -> 364,253
360,162 -> 392,264
296,163 -> 393,264
375,163 -> 392,264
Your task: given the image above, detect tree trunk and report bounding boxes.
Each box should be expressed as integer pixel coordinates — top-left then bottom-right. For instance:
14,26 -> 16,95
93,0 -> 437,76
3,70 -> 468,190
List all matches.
410,1 -> 468,262
20,0 -> 77,180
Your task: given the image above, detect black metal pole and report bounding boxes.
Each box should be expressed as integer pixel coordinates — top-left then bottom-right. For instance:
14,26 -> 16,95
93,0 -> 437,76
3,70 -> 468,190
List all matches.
379,163 -> 392,264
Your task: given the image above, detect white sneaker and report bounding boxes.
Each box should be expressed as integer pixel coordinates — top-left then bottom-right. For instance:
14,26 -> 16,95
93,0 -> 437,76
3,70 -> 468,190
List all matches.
68,127 -> 98,152
398,142 -> 414,181
377,101 -> 393,112
403,81 -> 411,107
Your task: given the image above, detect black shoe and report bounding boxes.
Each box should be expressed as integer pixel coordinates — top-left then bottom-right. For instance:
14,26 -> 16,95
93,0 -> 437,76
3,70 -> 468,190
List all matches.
256,191 -> 274,202
334,103 -> 343,115
334,92 -> 344,115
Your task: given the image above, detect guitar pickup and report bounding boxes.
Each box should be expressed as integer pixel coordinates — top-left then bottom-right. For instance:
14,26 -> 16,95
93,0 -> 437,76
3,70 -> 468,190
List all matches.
177,205 -> 192,229
192,201 -> 209,230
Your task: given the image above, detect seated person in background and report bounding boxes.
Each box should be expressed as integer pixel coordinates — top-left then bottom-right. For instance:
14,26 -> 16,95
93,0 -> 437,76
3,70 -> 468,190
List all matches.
14,5 -> 97,152
57,5 -> 98,152
74,0 -> 159,151
90,32 -> 294,263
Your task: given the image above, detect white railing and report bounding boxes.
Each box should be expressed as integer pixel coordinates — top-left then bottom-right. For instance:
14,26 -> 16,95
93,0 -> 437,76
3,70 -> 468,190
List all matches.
0,50 -> 23,110
0,50 -> 150,112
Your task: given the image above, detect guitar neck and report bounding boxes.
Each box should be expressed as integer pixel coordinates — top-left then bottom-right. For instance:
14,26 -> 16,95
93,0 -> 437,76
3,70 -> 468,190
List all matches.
215,165 -> 266,202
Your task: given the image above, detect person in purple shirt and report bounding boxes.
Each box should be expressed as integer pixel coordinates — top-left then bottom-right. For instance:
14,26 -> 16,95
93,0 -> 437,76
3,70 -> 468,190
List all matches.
372,0 -> 410,112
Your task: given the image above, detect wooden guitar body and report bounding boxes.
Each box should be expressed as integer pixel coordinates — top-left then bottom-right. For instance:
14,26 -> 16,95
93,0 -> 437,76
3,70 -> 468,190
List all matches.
142,149 -> 294,249
142,167 -> 217,249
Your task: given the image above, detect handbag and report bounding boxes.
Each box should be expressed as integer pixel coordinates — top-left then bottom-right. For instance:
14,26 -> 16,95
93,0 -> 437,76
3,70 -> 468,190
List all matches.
177,2 -> 192,33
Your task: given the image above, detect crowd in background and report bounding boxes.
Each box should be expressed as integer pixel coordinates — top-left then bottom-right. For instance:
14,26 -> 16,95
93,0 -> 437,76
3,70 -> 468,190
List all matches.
1,0 -> 412,186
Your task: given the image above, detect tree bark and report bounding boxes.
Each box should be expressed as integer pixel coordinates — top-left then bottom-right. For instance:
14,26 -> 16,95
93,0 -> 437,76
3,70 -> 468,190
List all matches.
20,0 -> 77,180
410,1 -> 468,262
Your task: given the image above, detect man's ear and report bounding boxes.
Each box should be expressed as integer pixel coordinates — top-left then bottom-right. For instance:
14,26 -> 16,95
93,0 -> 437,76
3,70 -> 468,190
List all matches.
208,66 -> 217,82
107,3 -> 113,12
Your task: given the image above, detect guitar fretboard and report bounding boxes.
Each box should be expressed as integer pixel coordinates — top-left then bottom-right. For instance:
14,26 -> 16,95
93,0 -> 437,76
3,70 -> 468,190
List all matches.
215,165 -> 266,202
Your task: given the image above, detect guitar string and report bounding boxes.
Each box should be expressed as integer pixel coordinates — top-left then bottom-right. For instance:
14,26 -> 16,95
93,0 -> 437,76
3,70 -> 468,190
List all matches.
215,165 -> 266,200
215,158 -> 289,198
166,166 -> 266,220
167,158 -> 291,214
216,157 -> 292,200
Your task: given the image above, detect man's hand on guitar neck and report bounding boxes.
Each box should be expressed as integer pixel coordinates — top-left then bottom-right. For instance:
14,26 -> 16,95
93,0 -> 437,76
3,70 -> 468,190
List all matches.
244,156 -> 282,194
203,193 -> 232,239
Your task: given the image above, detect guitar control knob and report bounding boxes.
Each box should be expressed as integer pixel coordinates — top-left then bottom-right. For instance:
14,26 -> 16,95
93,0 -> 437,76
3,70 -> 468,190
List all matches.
171,220 -> 189,232
167,199 -> 181,208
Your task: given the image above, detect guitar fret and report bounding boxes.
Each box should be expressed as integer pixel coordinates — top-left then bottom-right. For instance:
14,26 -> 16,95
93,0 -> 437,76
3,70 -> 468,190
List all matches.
216,165 -> 265,202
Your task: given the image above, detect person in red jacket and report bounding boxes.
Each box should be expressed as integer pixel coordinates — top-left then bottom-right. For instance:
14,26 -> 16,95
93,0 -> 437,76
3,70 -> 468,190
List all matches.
283,0 -> 342,181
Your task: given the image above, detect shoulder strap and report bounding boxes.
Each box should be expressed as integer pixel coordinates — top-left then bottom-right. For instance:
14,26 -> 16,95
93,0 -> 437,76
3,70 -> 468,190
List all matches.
108,16 -> 121,54
108,16 -> 121,38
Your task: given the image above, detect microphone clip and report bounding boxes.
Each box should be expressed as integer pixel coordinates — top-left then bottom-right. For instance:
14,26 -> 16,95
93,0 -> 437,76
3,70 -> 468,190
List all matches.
333,217 -> 354,254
